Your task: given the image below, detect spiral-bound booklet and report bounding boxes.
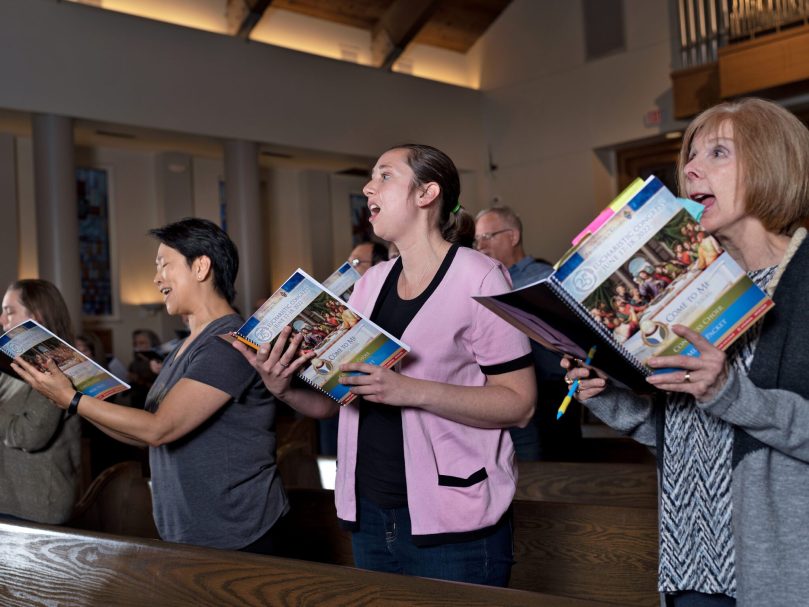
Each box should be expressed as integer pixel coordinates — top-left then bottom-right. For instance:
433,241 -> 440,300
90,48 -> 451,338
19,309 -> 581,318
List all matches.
321,261 -> 362,302
230,268 -> 409,405
0,319 -> 130,400
475,176 -> 774,393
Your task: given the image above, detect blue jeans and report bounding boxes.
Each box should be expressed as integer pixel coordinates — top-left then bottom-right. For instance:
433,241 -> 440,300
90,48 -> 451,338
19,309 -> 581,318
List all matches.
351,497 -> 513,586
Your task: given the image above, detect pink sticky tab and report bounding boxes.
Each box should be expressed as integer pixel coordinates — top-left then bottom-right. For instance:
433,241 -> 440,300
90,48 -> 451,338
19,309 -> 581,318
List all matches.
571,208 -> 614,245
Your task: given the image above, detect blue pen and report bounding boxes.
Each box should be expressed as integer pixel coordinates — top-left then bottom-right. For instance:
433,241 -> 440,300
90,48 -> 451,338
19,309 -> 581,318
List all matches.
557,345 -> 597,420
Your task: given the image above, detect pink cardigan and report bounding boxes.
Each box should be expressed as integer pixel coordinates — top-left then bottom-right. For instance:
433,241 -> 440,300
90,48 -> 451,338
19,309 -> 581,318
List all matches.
336,247 -> 531,539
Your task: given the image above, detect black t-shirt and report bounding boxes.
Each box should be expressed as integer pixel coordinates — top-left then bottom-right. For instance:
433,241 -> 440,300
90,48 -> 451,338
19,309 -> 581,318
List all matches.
355,246 -> 459,508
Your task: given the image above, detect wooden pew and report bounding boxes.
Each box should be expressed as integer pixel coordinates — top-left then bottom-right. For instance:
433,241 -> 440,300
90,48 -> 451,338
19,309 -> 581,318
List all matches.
574,437 -> 657,464
511,500 -> 658,606
278,487 -> 353,566
513,461 -> 659,606
68,460 -> 159,540
0,521 -> 613,607
66,458 -> 658,605
516,461 -> 658,508
282,485 -> 659,607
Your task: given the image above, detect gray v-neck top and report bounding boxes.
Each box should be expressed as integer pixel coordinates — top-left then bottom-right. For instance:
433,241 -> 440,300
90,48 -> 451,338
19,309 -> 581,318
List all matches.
146,314 -> 288,549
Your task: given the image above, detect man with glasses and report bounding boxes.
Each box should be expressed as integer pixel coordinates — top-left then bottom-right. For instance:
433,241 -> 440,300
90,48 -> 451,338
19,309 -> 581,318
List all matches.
474,207 -> 553,288
348,241 -> 389,276
475,206 -> 581,461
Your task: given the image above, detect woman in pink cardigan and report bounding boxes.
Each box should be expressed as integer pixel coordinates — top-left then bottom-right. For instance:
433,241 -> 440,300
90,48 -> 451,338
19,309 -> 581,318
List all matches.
236,144 -> 536,586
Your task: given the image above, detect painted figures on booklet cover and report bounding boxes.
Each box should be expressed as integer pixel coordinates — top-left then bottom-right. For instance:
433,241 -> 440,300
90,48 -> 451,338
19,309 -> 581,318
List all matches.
0,320 -> 129,400
556,178 -> 772,365
235,270 -> 407,405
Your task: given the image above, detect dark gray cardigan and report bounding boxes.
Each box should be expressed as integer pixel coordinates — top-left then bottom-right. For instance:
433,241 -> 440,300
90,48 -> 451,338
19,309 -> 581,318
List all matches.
697,235 -> 809,606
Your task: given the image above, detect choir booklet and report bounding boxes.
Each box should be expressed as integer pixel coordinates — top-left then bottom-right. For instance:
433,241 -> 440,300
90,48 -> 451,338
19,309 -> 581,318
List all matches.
321,261 -> 362,302
229,268 -> 409,405
475,175 -> 774,393
0,319 -> 130,400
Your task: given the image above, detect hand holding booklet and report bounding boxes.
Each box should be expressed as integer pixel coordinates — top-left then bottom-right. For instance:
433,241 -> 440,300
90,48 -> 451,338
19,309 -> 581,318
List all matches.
228,268 -> 409,405
0,320 -> 130,400
475,176 -> 774,393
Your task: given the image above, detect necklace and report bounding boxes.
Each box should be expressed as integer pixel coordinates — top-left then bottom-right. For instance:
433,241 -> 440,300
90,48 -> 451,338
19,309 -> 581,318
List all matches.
398,259 -> 441,300
397,242 -> 451,299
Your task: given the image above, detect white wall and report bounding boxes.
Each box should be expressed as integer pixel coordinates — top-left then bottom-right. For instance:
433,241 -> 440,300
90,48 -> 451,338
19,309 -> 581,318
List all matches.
0,0 -> 485,171
266,167 -> 309,290
252,7 -> 373,66
470,0 -> 685,262
329,174 -> 368,269
89,0 -> 229,34
192,156 -> 225,224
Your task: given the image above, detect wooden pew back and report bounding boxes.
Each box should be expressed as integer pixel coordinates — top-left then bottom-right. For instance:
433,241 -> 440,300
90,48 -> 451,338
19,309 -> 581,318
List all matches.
64,458 -> 659,605
516,461 -> 658,508
68,460 -> 159,539
0,522 -> 612,607
512,461 -> 659,605
282,486 -> 659,607
511,500 -> 658,606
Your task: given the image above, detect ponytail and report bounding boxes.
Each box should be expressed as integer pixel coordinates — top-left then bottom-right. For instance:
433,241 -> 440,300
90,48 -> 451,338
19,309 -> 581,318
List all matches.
392,143 -> 474,247
441,206 -> 475,247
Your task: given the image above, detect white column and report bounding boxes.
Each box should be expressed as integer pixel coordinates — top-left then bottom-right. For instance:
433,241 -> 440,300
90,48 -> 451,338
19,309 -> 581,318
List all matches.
224,140 -> 265,315
32,114 -> 82,333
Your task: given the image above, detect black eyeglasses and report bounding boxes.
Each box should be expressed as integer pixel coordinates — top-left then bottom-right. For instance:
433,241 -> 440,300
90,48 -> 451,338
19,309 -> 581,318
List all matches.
473,228 -> 512,248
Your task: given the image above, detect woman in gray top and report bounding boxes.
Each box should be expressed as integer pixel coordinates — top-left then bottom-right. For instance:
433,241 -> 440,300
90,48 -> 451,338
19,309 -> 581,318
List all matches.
14,218 -> 288,552
565,98 -> 809,607
0,279 -> 80,524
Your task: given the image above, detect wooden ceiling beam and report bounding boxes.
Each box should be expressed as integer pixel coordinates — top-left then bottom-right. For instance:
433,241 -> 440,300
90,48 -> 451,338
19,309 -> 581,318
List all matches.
371,0 -> 440,70
226,0 -> 274,39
